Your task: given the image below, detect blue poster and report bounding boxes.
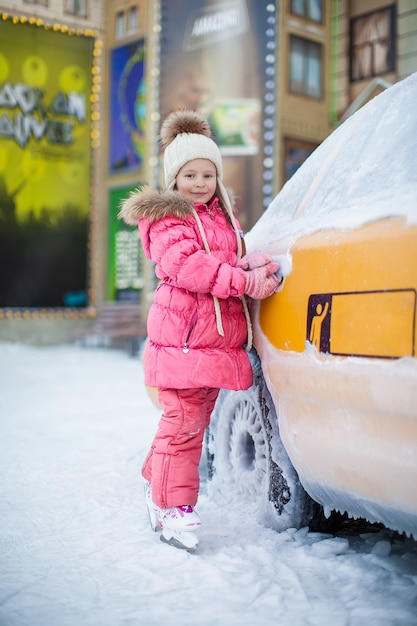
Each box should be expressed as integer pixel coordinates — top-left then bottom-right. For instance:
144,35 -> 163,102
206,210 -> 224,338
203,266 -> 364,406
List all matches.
109,39 -> 146,173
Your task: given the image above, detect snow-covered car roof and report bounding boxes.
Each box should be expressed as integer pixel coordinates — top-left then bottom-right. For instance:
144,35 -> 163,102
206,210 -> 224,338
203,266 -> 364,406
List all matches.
247,72 -> 417,255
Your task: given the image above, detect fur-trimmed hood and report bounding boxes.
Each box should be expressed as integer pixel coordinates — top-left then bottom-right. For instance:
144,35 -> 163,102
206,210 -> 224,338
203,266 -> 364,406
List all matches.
118,186 -> 195,226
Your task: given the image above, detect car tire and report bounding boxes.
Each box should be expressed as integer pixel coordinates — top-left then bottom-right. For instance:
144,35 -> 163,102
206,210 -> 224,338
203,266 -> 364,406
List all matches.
206,350 -> 317,531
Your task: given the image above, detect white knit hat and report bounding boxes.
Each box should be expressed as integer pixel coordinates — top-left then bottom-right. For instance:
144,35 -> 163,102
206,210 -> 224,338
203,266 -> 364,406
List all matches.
164,132 -> 223,190
160,110 -> 233,218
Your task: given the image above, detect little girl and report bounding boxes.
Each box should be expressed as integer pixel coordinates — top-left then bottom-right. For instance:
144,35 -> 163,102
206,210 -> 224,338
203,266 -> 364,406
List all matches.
119,110 -> 280,552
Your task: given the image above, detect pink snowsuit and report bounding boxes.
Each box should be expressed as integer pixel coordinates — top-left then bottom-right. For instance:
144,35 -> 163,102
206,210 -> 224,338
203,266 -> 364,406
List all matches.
119,187 -> 253,508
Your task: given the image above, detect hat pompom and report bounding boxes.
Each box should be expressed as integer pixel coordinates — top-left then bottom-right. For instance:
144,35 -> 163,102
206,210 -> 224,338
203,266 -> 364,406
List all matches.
160,110 -> 212,147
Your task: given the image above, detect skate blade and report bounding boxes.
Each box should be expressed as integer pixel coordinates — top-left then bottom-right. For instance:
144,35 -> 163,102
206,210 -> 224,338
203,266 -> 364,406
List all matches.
144,482 -> 160,532
147,508 -> 159,532
145,498 -> 160,532
160,532 -> 198,553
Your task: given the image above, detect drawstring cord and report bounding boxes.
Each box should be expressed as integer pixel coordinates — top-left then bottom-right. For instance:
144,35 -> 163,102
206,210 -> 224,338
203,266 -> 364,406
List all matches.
191,207 -> 224,337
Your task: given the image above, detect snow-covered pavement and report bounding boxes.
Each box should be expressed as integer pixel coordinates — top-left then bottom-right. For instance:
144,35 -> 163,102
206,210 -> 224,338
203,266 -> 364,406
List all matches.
1,343 -> 416,626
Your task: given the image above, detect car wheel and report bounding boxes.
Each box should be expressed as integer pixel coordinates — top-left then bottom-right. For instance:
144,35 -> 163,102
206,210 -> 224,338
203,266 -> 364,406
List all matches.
207,350 -> 316,531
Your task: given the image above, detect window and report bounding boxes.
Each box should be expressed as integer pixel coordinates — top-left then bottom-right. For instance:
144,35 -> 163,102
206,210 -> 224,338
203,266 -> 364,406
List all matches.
128,6 -> 138,32
284,138 -> 317,182
290,0 -> 322,23
116,11 -> 125,38
350,6 -> 396,82
65,0 -> 87,17
289,35 -> 322,98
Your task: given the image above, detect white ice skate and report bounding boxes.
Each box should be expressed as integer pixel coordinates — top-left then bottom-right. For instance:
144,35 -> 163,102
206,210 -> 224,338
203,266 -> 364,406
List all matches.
143,480 -> 160,532
159,505 -> 201,553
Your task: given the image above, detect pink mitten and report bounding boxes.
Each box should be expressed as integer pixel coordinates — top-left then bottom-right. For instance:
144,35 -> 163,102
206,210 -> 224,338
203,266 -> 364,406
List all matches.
238,253 -> 276,271
242,263 -> 280,299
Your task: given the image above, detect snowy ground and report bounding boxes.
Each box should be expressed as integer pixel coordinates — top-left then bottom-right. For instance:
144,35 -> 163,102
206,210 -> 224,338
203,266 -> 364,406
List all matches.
1,343 -> 416,626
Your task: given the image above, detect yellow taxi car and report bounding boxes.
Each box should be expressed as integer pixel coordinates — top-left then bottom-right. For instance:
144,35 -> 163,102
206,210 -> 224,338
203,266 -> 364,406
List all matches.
207,72 -> 417,537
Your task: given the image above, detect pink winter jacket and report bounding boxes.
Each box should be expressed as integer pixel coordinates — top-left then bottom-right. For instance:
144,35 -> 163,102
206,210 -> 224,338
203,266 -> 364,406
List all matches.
119,187 -> 253,391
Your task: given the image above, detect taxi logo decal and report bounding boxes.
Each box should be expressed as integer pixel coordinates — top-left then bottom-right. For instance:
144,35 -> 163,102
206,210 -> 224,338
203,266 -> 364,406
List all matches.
307,289 -> 416,359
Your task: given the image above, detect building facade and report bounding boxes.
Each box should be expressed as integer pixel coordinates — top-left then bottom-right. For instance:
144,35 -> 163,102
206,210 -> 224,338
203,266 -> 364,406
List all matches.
0,0 -> 416,343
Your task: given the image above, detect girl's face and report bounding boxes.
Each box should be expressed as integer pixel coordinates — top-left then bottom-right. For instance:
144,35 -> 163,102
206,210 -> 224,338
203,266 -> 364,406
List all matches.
175,158 -> 217,204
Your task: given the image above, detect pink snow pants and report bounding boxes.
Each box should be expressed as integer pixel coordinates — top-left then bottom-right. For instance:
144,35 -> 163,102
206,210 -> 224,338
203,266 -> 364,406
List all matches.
142,387 -> 219,509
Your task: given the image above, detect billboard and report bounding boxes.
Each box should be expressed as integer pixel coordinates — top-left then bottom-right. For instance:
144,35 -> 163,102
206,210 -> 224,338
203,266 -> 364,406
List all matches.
107,186 -> 144,303
0,19 -> 93,309
109,39 -> 146,174
160,0 -> 277,230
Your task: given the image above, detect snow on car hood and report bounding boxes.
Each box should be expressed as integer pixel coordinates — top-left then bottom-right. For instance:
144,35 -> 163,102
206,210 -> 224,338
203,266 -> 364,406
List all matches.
246,71 -> 417,256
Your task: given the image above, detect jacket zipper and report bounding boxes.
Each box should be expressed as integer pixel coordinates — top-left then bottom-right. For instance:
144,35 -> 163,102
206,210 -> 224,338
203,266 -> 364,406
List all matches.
182,310 -> 198,353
